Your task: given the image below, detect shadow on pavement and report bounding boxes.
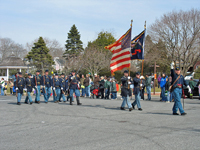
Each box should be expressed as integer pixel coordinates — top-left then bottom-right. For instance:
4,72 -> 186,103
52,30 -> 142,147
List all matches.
145,112 -> 172,116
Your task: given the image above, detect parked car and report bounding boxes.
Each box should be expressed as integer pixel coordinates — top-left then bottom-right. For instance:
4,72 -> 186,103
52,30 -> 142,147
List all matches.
183,79 -> 199,98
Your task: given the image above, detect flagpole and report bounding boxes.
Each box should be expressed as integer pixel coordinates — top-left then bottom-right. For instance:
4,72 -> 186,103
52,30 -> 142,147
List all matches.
141,21 -> 146,76
129,20 -> 133,77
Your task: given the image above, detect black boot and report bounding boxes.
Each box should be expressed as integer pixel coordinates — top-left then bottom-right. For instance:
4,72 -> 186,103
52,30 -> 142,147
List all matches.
76,96 -> 82,105
70,97 -> 73,105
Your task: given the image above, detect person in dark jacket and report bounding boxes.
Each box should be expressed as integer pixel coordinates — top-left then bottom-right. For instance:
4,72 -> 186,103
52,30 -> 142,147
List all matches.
42,70 -> 52,103
165,77 -> 171,103
84,74 -> 90,97
120,70 -> 133,111
140,76 -> 145,100
132,72 -> 143,111
33,70 -> 42,104
52,73 -> 61,103
59,73 -> 66,102
99,76 -> 105,99
24,73 -> 34,105
15,72 -> 25,105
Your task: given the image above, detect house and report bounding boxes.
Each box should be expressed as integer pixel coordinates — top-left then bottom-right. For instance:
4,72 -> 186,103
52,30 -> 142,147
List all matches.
53,57 -> 65,72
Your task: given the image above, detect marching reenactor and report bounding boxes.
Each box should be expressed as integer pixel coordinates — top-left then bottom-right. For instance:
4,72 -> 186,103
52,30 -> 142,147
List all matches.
170,62 -> 191,115
33,70 -> 42,104
59,73 -> 66,102
120,70 -> 133,111
24,73 -> 34,105
69,70 -> 82,105
15,72 -> 25,105
132,72 -> 143,111
52,73 -> 61,103
42,70 -> 52,103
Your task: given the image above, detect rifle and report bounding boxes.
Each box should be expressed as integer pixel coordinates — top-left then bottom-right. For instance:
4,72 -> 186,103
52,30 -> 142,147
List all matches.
43,75 -> 46,94
53,75 -> 57,97
35,76 -> 38,93
16,77 -> 18,97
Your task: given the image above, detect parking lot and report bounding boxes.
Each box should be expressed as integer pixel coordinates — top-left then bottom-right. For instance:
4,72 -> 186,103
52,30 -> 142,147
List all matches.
0,95 -> 200,150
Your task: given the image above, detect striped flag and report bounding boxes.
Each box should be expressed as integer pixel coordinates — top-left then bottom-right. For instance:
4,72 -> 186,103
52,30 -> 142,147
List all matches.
105,28 -> 131,75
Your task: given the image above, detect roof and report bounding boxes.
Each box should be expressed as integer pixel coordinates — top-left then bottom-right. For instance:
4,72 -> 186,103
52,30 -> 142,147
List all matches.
0,54 -> 26,67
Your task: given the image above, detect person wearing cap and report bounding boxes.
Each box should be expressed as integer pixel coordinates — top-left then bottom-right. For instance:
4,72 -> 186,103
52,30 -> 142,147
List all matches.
52,73 -> 61,103
189,77 -> 195,99
59,73 -> 66,102
33,70 -> 42,104
42,70 -> 52,103
24,73 -> 34,104
15,72 -> 25,105
170,62 -> 191,115
120,70 -> 133,111
132,72 -> 143,111
69,70 -> 82,105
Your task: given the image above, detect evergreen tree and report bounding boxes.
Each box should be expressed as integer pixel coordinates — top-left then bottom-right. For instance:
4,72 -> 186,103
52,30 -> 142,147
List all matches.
26,37 -> 54,71
63,24 -> 83,58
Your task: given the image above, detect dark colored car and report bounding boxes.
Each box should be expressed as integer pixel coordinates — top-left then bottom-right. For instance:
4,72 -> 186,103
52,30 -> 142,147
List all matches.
183,79 -> 199,98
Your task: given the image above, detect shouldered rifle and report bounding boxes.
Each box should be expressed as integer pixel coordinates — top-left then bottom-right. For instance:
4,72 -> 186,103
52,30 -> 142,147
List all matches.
16,77 -> 18,97
43,75 -> 46,94
35,76 -> 38,93
53,76 -> 57,97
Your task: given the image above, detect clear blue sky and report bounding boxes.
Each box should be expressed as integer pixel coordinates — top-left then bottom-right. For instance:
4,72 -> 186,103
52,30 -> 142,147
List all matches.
0,0 -> 199,48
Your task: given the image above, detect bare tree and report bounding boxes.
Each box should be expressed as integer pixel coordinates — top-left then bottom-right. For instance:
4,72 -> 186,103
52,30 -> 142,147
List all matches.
0,38 -> 27,60
81,44 -> 111,77
149,9 -> 200,76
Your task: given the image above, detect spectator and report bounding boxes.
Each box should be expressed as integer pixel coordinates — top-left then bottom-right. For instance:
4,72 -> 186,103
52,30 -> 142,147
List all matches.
145,74 -> 152,100
189,77 -> 195,99
165,77 -> 171,103
110,78 -> 117,99
4,81 -> 8,96
198,78 -> 200,100
140,76 -> 145,100
99,76 -> 105,99
80,75 -> 85,97
157,75 -> 161,88
84,74 -> 90,97
8,80 -> 14,95
104,77 -> 111,99
160,73 -> 167,101
1,78 -> 5,96
93,73 -> 100,87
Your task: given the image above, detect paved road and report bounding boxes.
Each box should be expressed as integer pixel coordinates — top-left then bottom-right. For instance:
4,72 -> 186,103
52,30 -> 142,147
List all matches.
0,95 -> 200,150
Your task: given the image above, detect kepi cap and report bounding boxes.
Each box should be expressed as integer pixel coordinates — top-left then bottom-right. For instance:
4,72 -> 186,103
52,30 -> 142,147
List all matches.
124,70 -> 128,73
175,67 -> 180,71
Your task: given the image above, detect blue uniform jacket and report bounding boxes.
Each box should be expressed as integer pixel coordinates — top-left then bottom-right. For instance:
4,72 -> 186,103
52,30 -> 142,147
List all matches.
69,76 -> 79,89
171,69 -> 188,88
33,75 -> 42,86
59,77 -> 66,90
42,75 -> 51,87
52,78 -> 61,89
133,77 -> 141,95
160,77 -> 167,88
15,77 -> 25,94
25,78 -> 34,92
121,76 -> 132,97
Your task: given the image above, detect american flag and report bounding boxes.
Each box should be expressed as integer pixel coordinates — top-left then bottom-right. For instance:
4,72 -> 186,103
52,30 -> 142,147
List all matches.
105,28 -> 131,75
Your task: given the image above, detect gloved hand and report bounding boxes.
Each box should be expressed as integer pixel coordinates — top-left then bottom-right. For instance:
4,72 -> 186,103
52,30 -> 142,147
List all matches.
53,87 -> 55,90
128,82 -> 131,84
32,88 -> 34,91
24,89 -> 27,92
35,86 -> 37,89
16,87 -> 18,90
171,61 -> 174,69
128,76 -> 131,80
140,84 -> 143,87
43,86 -> 45,88
61,87 -> 63,90
187,85 -> 191,93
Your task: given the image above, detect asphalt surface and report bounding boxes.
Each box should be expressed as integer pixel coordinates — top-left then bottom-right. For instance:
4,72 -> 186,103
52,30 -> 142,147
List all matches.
0,95 -> 200,150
